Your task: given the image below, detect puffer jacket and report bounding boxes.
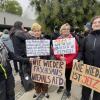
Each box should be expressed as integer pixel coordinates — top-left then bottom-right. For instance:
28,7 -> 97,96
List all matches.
78,30 -> 100,68
54,33 -> 79,69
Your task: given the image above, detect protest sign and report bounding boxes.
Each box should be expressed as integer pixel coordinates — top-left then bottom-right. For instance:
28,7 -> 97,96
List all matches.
31,59 -> 66,86
53,38 -> 76,55
70,60 -> 100,93
26,39 -> 50,56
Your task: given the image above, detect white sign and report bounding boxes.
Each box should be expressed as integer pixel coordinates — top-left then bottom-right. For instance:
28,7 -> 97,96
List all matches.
53,38 -> 76,55
26,39 -> 50,56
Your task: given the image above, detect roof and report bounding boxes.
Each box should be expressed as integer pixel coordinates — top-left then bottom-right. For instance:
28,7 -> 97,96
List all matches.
0,12 -> 35,28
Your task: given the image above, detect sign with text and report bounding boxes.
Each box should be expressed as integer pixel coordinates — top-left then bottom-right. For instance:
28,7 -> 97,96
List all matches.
26,39 -> 50,56
53,38 -> 76,55
70,60 -> 100,93
31,59 -> 66,86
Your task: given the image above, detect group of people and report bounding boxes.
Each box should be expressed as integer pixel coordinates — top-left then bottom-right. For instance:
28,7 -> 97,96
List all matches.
0,15 -> 100,100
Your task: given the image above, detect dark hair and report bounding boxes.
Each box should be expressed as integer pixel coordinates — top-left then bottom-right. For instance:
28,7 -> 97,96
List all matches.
9,21 -> 23,37
14,21 -> 23,29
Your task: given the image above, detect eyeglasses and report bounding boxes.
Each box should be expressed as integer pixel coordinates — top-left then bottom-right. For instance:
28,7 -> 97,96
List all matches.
93,21 -> 100,24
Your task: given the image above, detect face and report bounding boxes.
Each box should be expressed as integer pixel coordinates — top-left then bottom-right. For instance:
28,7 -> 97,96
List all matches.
92,17 -> 100,31
32,29 -> 41,38
61,26 -> 70,36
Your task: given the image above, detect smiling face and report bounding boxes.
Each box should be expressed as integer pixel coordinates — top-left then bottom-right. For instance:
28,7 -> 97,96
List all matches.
31,23 -> 42,38
92,17 -> 100,31
60,23 -> 71,36
32,29 -> 41,38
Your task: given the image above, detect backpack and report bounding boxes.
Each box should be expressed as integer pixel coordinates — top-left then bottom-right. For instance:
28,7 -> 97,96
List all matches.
0,40 -> 8,67
0,40 -> 8,79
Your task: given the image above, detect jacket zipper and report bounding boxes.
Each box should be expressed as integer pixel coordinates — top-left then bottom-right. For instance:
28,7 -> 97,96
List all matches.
92,36 -> 97,65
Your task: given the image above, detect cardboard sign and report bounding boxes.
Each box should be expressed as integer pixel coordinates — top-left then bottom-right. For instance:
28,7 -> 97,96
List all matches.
26,39 -> 50,56
70,60 -> 100,93
53,38 -> 76,55
31,59 -> 66,86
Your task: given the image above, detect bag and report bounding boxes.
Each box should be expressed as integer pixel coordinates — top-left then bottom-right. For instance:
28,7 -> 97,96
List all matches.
21,64 -> 34,91
22,73 -> 34,91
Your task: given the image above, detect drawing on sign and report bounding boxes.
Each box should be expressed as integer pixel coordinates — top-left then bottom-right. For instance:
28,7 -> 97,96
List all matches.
53,38 -> 76,55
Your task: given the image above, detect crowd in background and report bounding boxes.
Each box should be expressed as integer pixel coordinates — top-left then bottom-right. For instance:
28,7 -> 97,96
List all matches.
0,15 -> 100,100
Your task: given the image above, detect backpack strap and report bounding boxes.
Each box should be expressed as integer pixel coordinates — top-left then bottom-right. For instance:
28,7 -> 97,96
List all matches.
0,64 -> 7,79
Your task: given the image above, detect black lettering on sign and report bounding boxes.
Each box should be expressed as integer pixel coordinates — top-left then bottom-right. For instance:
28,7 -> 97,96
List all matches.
72,71 -> 82,82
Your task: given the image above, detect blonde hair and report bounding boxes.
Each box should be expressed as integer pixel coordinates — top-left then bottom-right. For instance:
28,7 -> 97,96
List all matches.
31,23 -> 42,31
60,23 -> 70,34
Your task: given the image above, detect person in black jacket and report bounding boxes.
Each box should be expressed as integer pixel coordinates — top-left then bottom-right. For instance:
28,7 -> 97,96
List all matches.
0,39 -> 29,100
77,16 -> 100,100
9,21 -> 32,87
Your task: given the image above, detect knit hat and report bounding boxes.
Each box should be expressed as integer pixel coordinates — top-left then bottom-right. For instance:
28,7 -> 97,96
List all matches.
85,22 -> 92,30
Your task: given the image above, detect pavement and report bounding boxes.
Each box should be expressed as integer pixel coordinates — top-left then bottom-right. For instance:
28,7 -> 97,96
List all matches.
14,73 -> 82,100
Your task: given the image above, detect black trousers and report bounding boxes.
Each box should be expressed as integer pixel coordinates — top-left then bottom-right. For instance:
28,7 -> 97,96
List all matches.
81,86 -> 100,100
0,74 -> 15,100
13,60 -> 19,73
19,62 -> 31,84
65,68 -> 72,92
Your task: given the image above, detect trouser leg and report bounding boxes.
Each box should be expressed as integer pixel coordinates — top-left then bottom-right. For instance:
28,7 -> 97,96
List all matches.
6,74 -> 15,100
81,86 -> 91,100
0,80 -> 6,100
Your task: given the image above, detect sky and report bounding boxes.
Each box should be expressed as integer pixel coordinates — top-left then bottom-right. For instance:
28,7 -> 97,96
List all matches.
18,0 -> 38,20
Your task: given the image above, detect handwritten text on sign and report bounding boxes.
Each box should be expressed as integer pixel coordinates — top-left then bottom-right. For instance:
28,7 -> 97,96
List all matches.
26,39 -> 50,56
70,60 -> 100,93
53,38 -> 76,55
31,59 -> 66,86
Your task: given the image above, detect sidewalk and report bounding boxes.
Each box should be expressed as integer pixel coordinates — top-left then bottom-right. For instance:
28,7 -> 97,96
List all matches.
14,74 -> 82,100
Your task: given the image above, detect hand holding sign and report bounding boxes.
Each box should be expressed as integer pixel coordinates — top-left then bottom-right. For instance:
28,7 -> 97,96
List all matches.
60,56 -> 66,61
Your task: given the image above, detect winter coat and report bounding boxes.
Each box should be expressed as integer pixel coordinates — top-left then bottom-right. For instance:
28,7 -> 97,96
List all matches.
1,34 -> 14,52
10,29 -> 32,57
78,30 -> 100,68
0,39 -> 29,82
54,34 -> 79,69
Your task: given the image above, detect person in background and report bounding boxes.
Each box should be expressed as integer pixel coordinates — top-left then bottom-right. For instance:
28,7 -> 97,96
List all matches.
77,16 -> 100,100
30,23 -> 50,99
54,23 -> 79,98
84,22 -> 92,37
1,29 -> 19,73
0,37 -> 30,100
0,31 -> 3,37
9,21 -> 32,87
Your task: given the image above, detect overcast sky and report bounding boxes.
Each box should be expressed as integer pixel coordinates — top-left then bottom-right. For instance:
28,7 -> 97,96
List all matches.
18,0 -> 30,12
18,0 -> 38,20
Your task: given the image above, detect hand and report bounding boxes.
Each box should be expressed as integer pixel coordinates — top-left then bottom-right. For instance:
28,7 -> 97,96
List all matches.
73,59 -> 79,63
36,56 -> 40,59
60,56 -> 66,61
29,58 -> 34,63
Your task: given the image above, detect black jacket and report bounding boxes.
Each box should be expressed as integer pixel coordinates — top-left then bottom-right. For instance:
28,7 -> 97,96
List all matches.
11,29 -> 32,57
78,30 -> 100,68
0,43 -> 29,82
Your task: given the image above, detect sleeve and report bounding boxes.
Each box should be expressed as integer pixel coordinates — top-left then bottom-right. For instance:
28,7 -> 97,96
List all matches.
77,37 -> 86,61
8,51 -> 29,63
15,31 -> 32,40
